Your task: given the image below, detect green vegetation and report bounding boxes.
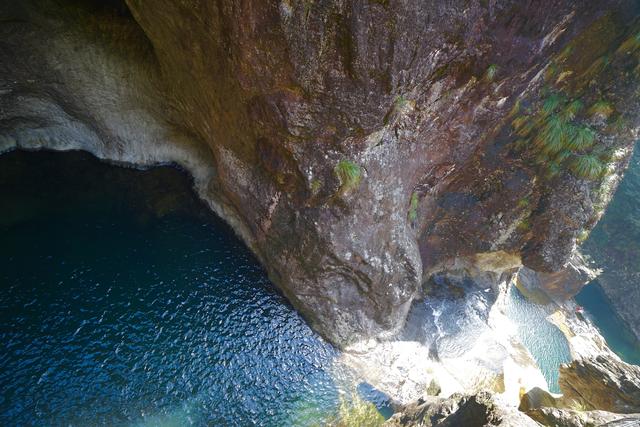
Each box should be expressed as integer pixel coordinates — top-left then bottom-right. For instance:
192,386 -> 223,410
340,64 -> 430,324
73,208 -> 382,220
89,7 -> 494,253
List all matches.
516,218 -> 531,232
334,394 -> 385,427
517,197 -> 530,209
310,179 -> 322,194
588,100 -> 614,119
569,154 -> 605,180
334,160 -> 362,193
577,229 -> 591,243
510,91 -> 612,180
616,31 -> 640,55
394,94 -> 408,108
485,64 -> 499,82
408,192 -> 419,223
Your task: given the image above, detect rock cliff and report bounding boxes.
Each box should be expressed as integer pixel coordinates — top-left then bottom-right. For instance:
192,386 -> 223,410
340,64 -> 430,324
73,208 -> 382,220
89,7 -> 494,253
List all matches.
559,355 -> 640,413
390,355 -> 640,426
2,0 -> 640,347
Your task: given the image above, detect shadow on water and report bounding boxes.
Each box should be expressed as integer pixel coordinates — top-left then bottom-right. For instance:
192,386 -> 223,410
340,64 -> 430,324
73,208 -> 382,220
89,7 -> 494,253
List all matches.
0,150 -> 390,426
577,142 -> 640,366
576,281 -> 640,366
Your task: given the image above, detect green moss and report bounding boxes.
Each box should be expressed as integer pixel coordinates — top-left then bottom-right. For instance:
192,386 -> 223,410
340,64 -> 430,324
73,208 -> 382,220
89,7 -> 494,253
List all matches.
395,94 -> 408,108
336,395 -> 385,427
485,64 -> 499,82
616,31 -> 640,55
577,229 -> 591,243
544,62 -> 559,82
408,192 -> 419,223
588,100 -> 614,119
517,197 -> 530,209
310,179 -> 322,194
334,160 -> 362,193
516,218 -> 531,232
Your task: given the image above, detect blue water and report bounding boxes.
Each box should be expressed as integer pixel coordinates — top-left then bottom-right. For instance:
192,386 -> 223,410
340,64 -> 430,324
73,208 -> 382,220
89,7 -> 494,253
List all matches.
576,282 -> 640,365
576,143 -> 640,366
0,151 -> 372,426
504,286 -> 572,393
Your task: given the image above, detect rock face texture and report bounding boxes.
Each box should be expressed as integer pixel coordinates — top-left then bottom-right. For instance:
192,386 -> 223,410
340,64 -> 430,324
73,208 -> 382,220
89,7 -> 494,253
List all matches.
384,391 -> 538,427
559,355 -> 640,414
527,407 -> 640,427
2,0 -> 640,346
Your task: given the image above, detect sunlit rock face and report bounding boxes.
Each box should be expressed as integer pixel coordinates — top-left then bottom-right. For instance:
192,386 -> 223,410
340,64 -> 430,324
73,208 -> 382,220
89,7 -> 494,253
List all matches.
559,355 -> 640,413
2,0 -> 640,346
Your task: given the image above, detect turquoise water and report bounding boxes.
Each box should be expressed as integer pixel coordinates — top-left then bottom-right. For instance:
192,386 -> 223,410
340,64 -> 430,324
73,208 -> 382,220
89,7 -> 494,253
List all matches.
576,282 -> 640,365
0,151 -> 392,426
576,143 -> 640,366
504,286 -> 572,393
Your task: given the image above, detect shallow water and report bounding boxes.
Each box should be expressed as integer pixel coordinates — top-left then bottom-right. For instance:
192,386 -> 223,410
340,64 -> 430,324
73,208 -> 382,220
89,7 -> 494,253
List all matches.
0,151 -> 377,426
504,286 -> 571,393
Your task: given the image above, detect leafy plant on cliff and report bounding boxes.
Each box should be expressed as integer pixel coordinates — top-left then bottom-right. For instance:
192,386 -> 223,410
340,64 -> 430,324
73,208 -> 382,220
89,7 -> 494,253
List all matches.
510,91 -> 609,181
334,160 -> 362,193
408,192 -> 420,223
569,154 -> 605,180
485,64 -> 499,82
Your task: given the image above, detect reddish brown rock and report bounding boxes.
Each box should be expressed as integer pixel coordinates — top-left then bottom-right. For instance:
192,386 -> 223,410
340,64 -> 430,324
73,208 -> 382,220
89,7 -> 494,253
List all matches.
1,0 -> 640,346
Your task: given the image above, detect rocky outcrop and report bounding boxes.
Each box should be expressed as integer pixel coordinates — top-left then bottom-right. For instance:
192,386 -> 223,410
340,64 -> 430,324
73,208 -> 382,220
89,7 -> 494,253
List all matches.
527,407 -> 640,427
384,391 -> 538,427
2,0 -> 640,346
559,355 -> 640,413
516,253 -> 599,303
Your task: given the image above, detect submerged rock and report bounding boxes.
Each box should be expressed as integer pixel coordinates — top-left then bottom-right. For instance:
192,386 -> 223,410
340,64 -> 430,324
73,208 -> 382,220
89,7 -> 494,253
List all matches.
2,1 -> 640,346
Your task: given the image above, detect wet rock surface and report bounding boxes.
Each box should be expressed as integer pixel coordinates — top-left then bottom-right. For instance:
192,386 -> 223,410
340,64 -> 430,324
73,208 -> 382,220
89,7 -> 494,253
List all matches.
2,0 -> 640,346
